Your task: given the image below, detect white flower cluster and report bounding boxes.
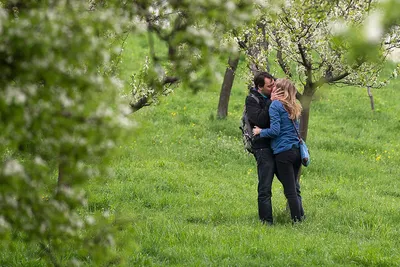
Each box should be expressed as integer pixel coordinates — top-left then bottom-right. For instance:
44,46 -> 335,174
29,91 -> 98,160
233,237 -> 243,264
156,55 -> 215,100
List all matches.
0,2 -> 134,263
244,0 -> 398,91
3,159 -> 25,177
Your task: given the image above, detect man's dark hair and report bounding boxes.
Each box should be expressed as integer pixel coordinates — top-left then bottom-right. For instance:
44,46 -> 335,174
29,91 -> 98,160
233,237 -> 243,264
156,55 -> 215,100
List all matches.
253,72 -> 276,89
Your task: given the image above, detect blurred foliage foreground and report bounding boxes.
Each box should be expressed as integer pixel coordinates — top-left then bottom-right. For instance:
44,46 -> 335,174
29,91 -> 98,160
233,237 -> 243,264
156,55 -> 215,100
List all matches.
0,1 -> 134,265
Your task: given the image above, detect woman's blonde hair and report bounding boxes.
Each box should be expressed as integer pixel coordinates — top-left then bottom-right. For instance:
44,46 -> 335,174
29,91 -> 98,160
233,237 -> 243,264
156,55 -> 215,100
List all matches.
274,79 -> 302,120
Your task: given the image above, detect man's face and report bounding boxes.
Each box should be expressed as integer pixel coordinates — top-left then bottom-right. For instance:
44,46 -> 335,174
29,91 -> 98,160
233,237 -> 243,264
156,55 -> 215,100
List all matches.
260,78 -> 275,96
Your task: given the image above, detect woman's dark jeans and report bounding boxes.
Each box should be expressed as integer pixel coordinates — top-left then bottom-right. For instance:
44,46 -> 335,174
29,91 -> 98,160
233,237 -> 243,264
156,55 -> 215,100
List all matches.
275,148 -> 304,222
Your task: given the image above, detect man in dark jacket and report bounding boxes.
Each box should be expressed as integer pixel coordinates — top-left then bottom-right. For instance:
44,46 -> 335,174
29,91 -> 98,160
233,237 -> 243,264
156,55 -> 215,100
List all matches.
246,72 -> 303,225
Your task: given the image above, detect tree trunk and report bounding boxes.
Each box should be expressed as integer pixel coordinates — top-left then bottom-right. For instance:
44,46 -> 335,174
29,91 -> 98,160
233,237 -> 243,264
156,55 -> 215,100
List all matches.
299,86 -> 314,141
217,54 -> 240,119
299,102 -> 311,142
296,94 -> 312,182
367,86 -> 375,111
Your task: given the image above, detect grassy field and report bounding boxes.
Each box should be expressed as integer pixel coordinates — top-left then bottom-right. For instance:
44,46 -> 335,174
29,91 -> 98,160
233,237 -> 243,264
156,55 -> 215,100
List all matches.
2,35 -> 400,266
99,35 -> 400,265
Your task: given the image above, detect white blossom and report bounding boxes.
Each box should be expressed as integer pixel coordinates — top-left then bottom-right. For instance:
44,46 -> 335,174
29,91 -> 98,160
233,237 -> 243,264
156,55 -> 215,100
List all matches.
3,159 -> 25,176
40,223 -> 47,234
119,103 -> 133,116
365,11 -> 383,43
86,216 -> 95,225
116,115 -> 134,128
103,210 -> 110,218
225,1 -> 236,12
5,195 -> 18,208
329,19 -> 348,35
59,92 -> 74,108
148,6 -> 160,17
110,77 -> 124,90
95,106 -> 114,118
0,216 -> 11,230
5,86 -> 27,105
106,234 -> 116,247
70,258 -> 82,267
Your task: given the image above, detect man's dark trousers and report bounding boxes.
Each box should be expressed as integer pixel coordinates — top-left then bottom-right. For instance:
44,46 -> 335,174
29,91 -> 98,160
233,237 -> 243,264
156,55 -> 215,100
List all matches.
254,147 -> 303,224
254,148 -> 275,224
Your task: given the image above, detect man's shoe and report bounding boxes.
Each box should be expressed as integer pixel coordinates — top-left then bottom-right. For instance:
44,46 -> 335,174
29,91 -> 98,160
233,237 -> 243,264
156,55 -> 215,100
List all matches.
260,220 -> 273,226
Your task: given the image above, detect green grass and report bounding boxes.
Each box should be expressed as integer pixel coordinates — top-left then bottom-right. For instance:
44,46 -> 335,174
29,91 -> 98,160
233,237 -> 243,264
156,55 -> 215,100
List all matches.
2,36 -> 400,266
99,58 -> 400,265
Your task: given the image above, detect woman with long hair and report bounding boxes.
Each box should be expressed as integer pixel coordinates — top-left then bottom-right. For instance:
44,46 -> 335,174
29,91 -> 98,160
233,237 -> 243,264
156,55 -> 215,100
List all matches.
253,78 -> 304,223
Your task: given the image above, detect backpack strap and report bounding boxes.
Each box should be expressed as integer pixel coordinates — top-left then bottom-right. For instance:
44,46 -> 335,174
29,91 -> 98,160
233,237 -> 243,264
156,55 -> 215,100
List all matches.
248,93 -> 260,104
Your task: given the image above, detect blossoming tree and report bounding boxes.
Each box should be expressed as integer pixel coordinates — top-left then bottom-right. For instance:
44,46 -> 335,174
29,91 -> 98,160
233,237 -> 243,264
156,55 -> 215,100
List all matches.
241,0 -> 400,140
124,0 -> 255,111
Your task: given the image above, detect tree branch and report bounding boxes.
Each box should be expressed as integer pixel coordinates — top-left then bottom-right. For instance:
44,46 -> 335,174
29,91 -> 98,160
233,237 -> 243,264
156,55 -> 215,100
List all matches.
130,76 -> 179,113
297,43 -> 313,90
276,33 -> 292,77
130,96 -> 150,112
163,76 -> 179,85
298,43 -> 311,69
315,71 -> 350,87
334,80 -> 384,89
234,31 -> 262,73
327,72 -> 350,83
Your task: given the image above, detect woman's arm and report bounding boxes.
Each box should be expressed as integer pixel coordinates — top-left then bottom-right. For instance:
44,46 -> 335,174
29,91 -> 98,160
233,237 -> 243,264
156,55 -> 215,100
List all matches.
252,101 -> 281,138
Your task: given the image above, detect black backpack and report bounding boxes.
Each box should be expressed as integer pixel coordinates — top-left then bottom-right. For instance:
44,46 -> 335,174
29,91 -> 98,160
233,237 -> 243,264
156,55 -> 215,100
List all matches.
240,94 -> 260,154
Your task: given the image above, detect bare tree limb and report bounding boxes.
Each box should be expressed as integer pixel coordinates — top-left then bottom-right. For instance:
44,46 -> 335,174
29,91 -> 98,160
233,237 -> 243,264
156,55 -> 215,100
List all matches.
334,81 -> 384,89
315,71 -> 350,88
297,43 -> 313,93
130,76 -> 179,113
130,96 -> 151,112
298,43 -> 311,69
327,72 -> 350,83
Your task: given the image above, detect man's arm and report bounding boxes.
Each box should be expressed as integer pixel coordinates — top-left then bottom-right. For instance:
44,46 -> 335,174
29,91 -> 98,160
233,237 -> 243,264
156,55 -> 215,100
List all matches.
246,95 -> 270,128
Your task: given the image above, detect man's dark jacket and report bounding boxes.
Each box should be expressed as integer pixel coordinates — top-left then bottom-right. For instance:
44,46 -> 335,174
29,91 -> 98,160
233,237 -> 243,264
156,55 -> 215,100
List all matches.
245,88 -> 272,150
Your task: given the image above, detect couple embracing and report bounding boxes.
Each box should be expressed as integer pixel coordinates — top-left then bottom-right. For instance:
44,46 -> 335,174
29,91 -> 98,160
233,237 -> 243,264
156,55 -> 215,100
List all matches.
246,72 -> 305,224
